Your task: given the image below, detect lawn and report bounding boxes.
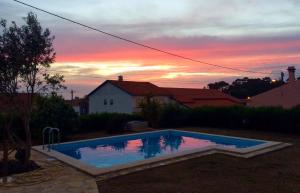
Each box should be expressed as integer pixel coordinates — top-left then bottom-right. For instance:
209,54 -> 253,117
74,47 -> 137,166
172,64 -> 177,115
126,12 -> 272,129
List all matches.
97,128 -> 300,193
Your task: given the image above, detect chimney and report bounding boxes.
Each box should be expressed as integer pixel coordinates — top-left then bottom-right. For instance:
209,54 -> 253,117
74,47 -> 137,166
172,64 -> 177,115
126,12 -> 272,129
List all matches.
287,66 -> 296,82
118,75 -> 123,81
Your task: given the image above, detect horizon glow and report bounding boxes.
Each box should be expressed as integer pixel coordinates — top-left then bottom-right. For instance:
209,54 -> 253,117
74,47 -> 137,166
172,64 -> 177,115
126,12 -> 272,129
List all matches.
1,0 -> 300,98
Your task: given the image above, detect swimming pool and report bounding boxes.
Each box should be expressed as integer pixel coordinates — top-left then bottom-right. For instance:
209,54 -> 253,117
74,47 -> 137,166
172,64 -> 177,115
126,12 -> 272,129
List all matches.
33,129 -> 288,176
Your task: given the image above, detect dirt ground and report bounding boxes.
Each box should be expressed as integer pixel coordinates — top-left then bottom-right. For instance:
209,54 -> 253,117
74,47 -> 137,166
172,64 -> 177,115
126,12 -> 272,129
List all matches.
96,128 -> 300,193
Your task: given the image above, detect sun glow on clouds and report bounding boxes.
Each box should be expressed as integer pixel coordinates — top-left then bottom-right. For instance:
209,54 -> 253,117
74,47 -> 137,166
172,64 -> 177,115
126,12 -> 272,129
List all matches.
3,0 -> 300,97
52,62 -> 176,76
161,72 -> 240,79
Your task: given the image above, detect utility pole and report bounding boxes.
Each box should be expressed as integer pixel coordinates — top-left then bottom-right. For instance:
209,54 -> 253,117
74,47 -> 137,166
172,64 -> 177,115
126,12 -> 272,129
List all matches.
281,72 -> 284,82
71,90 -> 74,101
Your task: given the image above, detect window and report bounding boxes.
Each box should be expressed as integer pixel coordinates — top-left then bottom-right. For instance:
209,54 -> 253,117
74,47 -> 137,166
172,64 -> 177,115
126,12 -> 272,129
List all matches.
104,99 -> 107,105
110,99 -> 114,105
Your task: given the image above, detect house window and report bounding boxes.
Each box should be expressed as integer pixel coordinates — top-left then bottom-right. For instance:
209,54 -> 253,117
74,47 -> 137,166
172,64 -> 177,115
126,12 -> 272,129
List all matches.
110,99 -> 114,105
104,99 -> 107,105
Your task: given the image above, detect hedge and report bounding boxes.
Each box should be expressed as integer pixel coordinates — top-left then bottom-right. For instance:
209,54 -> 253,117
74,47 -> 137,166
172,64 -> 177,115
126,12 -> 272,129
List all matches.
30,96 -> 79,141
78,113 -> 143,133
159,105 -> 300,133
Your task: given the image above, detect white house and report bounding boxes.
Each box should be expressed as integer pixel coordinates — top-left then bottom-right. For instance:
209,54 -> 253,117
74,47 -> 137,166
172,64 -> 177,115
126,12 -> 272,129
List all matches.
87,77 -> 172,114
87,76 -> 242,114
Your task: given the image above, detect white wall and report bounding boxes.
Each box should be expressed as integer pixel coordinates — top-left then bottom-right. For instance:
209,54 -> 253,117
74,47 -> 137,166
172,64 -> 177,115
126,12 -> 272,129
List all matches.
89,82 -> 134,114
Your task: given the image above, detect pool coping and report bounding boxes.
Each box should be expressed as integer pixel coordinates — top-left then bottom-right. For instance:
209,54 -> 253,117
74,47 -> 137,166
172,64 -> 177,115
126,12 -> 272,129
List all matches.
32,129 -> 291,177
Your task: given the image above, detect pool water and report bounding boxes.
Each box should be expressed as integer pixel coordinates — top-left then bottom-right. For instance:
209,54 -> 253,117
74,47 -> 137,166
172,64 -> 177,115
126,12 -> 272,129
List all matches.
53,130 -> 265,168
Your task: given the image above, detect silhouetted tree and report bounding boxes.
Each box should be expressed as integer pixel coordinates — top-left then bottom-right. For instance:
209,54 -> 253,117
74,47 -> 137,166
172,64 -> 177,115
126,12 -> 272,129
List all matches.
0,18 -> 24,177
139,94 -> 162,128
207,77 -> 284,99
228,77 -> 284,99
0,12 -> 65,167
207,81 -> 229,91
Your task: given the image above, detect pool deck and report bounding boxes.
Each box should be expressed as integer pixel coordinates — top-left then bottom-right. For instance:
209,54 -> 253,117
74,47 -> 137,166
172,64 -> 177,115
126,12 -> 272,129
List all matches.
33,129 -> 291,179
0,129 -> 292,193
0,150 -> 99,193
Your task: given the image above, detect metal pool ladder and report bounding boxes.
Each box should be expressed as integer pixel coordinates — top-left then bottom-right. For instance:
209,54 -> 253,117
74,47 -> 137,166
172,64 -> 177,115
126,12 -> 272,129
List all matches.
42,127 -> 61,152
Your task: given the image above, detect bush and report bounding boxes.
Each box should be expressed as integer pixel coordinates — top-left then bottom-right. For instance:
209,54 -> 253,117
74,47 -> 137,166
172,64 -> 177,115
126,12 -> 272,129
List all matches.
79,113 -> 143,133
139,95 -> 162,128
158,105 -> 300,133
30,95 -> 79,141
159,104 -> 189,128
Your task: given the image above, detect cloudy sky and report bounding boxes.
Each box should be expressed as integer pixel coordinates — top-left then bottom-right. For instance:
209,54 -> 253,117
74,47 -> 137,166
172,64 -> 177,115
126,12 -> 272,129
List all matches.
2,0 -> 300,98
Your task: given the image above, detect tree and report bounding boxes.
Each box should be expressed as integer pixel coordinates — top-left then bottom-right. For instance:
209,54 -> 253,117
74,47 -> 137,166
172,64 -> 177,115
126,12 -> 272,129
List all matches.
228,77 -> 284,99
207,81 -> 229,91
18,12 -> 63,165
138,94 -> 162,128
0,19 -> 23,177
0,12 -> 65,168
207,77 -> 285,99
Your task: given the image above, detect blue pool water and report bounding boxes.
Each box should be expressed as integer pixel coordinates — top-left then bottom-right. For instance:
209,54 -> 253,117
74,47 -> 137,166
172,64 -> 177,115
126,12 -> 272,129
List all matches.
53,130 -> 265,168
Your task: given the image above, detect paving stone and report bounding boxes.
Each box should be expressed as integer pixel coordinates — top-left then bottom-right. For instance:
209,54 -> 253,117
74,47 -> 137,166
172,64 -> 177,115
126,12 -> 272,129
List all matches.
0,150 -> 99,193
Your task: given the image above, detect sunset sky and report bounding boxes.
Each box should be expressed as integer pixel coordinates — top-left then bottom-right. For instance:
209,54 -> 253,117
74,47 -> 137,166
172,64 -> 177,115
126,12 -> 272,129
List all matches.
2,0 -> 300,98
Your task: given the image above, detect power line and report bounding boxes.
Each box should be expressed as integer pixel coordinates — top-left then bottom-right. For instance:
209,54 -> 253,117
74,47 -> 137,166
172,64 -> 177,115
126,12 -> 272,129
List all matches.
12,0 -> 278,76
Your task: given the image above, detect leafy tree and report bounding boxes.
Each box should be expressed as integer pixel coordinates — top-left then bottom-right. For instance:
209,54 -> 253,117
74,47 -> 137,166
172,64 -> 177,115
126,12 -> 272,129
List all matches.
44,73 -> 66,95
207,81 -> 229,91
228,77 -> 284,99
0,12 -> 65,167
138,94 -> 162,128
0,19 -> 23,176
17,13 -> 54,164
207,77 -> 284,99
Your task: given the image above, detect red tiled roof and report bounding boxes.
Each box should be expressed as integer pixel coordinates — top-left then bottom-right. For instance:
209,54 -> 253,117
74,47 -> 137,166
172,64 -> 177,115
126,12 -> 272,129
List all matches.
88,80 -> 170,96
163,87 -> 242,108
88,80 -> 242,108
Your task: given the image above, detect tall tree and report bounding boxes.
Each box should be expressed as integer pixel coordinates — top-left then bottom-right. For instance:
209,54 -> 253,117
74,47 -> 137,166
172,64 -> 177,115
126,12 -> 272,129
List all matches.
19,12 -> 62,165
0,12 -> 65,167
0,19 -> 23,177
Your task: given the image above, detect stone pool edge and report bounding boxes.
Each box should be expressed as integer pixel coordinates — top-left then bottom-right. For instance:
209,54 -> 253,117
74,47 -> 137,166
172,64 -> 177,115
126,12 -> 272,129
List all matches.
32,129 -> 292,178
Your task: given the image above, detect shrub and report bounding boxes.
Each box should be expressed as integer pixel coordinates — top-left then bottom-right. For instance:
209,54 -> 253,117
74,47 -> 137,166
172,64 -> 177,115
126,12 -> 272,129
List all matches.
30,95 -> 78,141
138,95 -> 162,128
158,105 -> 300,133
159,104 -> 189,127
79,113 -> 142,133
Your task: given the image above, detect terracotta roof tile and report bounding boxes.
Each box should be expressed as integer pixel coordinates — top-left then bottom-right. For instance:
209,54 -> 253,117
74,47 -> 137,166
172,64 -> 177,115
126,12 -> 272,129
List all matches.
88,80 -> 242,108
108,80 -> 170,96
163,87 -> 242,107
